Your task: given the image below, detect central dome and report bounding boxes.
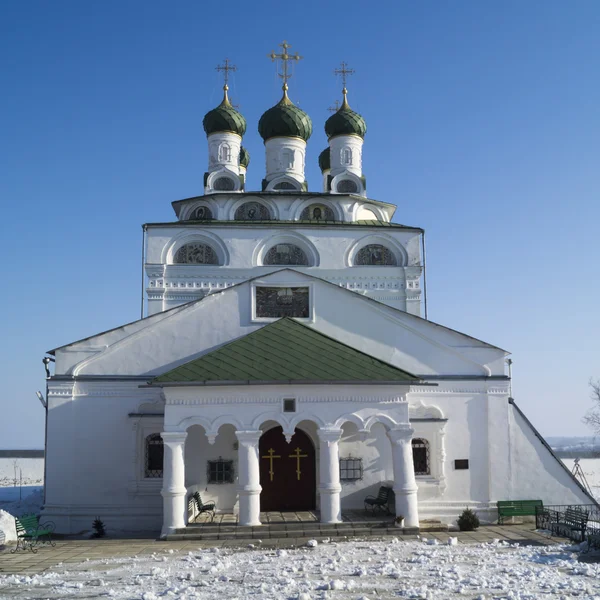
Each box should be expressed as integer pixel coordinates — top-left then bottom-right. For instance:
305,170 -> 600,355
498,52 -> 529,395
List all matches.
258,88 -> 312,142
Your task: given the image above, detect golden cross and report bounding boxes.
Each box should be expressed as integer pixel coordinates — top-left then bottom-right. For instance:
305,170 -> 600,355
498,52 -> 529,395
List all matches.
334,61 -> 355,89
327,100 -> 341,113
261,448 -> 281,482
268,40 -> 302,87
289,447 -> 308,481
216,58 -> 237,86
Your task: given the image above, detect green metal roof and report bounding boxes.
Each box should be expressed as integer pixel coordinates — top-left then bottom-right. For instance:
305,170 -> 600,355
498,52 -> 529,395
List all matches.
318,147 -> 331,172
325,95 -> 367,140
258,91 -> 312,142
152,317 -> 420,385
145,219 -> 422,231
202,89 -> 247,137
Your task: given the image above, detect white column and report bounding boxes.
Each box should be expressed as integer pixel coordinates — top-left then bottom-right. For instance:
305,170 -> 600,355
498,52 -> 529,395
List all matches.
388,426 -> 419,528
317,428 -> 343,524
160,432 -> 188,537
235,430 -> 262,526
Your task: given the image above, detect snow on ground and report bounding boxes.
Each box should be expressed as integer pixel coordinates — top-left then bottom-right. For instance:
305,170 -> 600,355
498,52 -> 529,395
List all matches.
561,458 -> 600,502
0,489 -> 44,547
1,538 -> 600,599
0,458 -> 43,488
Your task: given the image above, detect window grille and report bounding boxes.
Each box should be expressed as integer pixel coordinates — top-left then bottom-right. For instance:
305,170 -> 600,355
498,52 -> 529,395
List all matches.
339,457 -> 363,481
255,286 -> 309,318
234,202 -> 271,221
300,204 -> 335,221
145,434 -> 164,478
354,244 -> 397,266
263,243 -> 308,266
207,459 -> 234,484
173,243 -> 219,265
213,177 -> 235,191
273,181 -> 297,190
337,179 -> 358,193
412,438 -> 430,476
283,398 -> 296,413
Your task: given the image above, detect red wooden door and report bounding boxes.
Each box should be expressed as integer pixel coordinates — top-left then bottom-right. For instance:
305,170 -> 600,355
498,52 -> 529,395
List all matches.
259,427 -> 316,511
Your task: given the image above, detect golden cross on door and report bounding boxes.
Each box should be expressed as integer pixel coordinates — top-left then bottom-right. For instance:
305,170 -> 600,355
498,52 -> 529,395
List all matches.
215,58 -> 237,86
261,448 -> 281,482
289,447 -> 308,481
268,40 -> 303,87
334,61 -> 355,89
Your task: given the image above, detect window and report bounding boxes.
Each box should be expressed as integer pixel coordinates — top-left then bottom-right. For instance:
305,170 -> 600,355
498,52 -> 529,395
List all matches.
218,143 -> 231,162
283,398 -> 296,413
412,439 -> 430,476
145,434 -> 163,478
281,148 -> 295,169
300,204 -> 335,221
273,181 -> 297,190
234,202 -> 271,221
341,147 -> 353,165
263,243 -> 308,266
255,286 -> 309,318
207,459 -> 234,484
354,244 -> 397,266
455,459 -> 469,470
339,457 -> 363,482
213,176 -> 235,191
337,179 -> 358,193
190,206 -> 213,221
173,243 -> 219,265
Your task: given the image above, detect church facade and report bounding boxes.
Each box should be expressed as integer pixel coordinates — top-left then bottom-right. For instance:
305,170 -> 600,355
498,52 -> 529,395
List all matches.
43,49 -> 594,536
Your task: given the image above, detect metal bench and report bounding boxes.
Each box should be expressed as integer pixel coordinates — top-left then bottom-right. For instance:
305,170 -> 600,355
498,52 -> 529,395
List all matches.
551,507 -> 589,541
192,492 -> 216,522
11,514 -> 55,553
364,486 -> 392,515
497,500 -> 543,524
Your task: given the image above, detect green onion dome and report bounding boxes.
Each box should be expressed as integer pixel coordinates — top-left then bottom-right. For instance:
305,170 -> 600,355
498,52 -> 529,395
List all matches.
203,86 -> 247,137
239,146 -> 250,168
258,86 -> 312,142
318,147 -> 330,172
324,90 -> 366,140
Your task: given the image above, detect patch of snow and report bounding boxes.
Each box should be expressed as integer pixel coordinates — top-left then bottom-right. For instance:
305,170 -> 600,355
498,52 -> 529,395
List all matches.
0,509 -> 17,544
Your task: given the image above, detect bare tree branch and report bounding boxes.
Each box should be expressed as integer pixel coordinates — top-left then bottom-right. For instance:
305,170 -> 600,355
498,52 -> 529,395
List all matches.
582,378 -> 600,434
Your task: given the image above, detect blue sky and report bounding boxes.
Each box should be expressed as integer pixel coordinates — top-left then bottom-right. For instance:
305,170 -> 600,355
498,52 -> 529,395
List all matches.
1,1 -> 599,448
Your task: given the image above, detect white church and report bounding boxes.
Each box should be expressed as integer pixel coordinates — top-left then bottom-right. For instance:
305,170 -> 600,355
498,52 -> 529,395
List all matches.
42,46 -> 594,536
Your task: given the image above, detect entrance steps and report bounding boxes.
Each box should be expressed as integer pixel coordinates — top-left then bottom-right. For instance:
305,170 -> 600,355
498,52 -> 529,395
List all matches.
165,512 -> 449,542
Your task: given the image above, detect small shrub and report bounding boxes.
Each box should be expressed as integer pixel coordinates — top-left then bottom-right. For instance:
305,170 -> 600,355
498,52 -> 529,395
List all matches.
457,507 -> 480,531
91,518 -> 106,538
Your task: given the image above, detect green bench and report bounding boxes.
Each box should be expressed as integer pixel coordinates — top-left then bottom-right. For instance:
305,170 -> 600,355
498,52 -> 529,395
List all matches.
11,514 -> 55,553
497,500 -> 543,524
364,486 -> 393,515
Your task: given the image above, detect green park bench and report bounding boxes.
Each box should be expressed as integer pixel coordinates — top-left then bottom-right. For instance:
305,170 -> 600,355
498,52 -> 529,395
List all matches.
11,514 -> 55,553
497,500 -> 543,524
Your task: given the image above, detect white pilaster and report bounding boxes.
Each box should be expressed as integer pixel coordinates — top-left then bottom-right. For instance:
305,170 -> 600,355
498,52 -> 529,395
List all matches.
317,428 -> 343,523
388,426 -> 419,528
235,430 -> 262,526
160,431 -> 188,537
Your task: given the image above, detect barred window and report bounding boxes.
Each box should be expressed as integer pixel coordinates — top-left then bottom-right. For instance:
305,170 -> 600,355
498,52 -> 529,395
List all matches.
213,176 -> 235,191
354,244 -> 397,266
273,181 -> 297,190
145,434 -> 163,478
337,179 -> 358,194
339,457 -> 363,482
263,243 -> 308,266
234,202 -> 271,221
412,438 -> 430,476
173,243 -> 219,265
207,459 -> 234,484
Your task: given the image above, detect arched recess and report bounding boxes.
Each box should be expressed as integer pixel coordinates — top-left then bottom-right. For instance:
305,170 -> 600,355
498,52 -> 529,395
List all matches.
230,196 -> 278,221
293,197 -> 343,221
206,169 -> 241,193
265,175 -> 302,192
163,230 -> 229,266
363,414 -> 401,432
181,198 -> 218,221
331,172 -> 364,196
351,201 -> 386,222
254,231 -> 320,267
346,233 -> 407,267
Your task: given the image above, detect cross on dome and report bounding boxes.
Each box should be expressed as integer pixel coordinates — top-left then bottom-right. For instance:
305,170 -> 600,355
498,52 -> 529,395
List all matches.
268,40 -> 303,93
327,100 -> 341,114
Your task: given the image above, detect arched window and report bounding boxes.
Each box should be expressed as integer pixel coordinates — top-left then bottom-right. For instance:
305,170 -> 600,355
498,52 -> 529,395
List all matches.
218,143 -> 231,162
300,204 -> 335,221
341,147 -> 353,165
173,243 -> 219,265
234,202 -> 271,221
213,176 -> 235,191
145,434 -> 164,478
412,438 -> 430,476
189,206 -> 213,221
354,244 -> 397,266
273,181 -> 297,190
337,179 -> 358,194
264,243 -> 308,266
